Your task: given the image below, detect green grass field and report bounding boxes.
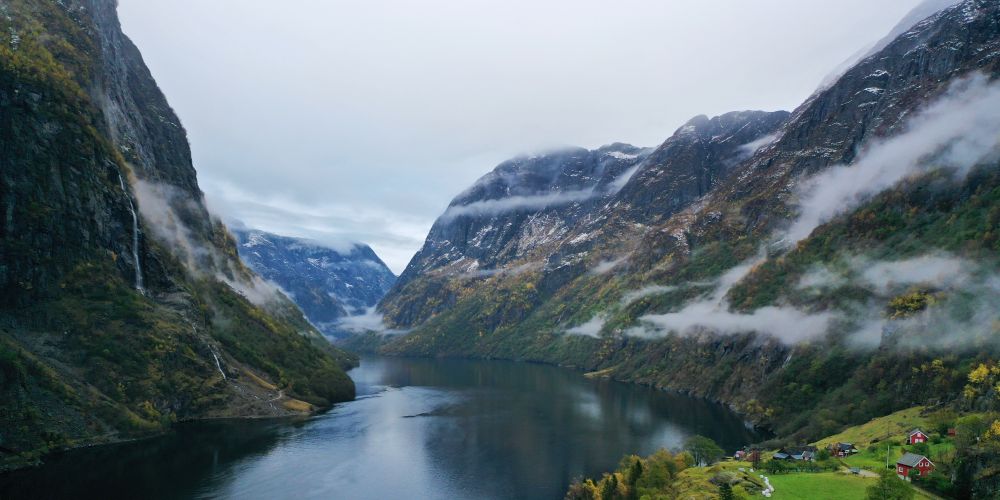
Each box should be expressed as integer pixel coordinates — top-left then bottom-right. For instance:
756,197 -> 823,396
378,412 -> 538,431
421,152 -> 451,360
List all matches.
768,472 -> 874,499
766,471 -> 937,500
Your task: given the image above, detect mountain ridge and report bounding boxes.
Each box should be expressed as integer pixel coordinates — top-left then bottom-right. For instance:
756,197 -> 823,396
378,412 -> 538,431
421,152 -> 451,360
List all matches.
368,0 -> 1000,452
232,227 -> 397,338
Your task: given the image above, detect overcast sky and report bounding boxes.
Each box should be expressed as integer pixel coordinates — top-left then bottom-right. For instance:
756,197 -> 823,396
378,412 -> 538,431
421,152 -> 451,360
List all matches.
117,0 -> 923,273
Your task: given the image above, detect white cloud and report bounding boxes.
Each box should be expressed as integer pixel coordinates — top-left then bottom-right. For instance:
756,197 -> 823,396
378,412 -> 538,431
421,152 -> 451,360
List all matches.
117,0 -> 923,273
620,285 -> 678,305
784,73 -> 1000,245
638,302 -> 835,344
441,189 -> 596,220
796,265 -> 848,290
132,178 -> 289,307
737,132 -> 780,156
566,315 -> 606,338
859,254 -> 971,293
334,307 -> 410,335
591,256 -> 628,275
202,177 -> 429,273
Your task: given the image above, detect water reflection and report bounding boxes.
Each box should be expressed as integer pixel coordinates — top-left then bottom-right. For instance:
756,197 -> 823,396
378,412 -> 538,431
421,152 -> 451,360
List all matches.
0,356 -> 762,500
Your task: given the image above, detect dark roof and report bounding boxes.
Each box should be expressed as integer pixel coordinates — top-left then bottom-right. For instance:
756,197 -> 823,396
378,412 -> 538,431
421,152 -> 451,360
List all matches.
909,429 -> 927,436
781,446 -> 817,455
898,452 -> 932,467
773,453 -> 790,459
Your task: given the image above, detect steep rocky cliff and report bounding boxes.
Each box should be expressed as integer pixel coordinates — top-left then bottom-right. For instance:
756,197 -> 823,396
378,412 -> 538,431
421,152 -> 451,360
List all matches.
233,228 -> 396,337
376,0 -> 1000,445
0,0 -> 355,469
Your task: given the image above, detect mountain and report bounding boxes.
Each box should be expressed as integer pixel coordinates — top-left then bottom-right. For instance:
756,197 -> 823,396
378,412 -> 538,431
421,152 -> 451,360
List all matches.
0,0 -> 355,469
373,0 -> 1000,450
232,228 -> 396,337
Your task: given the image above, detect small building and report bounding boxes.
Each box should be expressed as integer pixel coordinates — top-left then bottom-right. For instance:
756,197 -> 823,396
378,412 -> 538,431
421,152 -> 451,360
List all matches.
829,442 -> 858,457
907,429 -> 929,445
947,428 -> 957,437
896,452 -> 935,480
777,446 -> 817,461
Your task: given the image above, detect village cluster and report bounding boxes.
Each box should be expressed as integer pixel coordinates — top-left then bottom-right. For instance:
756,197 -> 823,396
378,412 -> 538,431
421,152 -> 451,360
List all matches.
733,428 -> 939,482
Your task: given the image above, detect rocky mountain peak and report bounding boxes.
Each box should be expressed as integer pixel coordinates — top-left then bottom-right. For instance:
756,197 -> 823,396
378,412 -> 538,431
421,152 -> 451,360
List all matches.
232,228 -> 397,338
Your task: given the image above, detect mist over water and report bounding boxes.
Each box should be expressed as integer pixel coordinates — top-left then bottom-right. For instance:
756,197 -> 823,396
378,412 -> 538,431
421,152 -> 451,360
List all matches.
0,357 -> 762,500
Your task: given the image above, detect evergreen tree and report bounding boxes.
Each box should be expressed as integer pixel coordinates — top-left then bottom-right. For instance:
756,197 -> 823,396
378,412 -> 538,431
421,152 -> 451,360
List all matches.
600,473 -> 621,500
626,459 -> 643,500
718,482 -> 735,500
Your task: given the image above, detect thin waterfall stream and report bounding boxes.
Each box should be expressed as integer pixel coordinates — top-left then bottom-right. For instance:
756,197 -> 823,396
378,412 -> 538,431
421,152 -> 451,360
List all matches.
118,173 -> 144,294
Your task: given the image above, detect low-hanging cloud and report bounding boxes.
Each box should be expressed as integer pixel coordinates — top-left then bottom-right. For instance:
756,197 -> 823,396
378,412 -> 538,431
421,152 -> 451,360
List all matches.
796,253 -> 974,294
459,261 -> 540,279
590,256 -> 628,275
636,303 -> 835,344
738,132 -> 780,156
620,285 -> 679,305
794,253 -> 1000,350
333,307 -> 410,336
565,314 -> 606,338
616,74 -> 1000,346
859,254 -> 971,293
619,281 -> 716,306
783,72 -> 1000,245
441,189 -> 594,220
133,177 -> 287,307
440,161 -> 642,221
133,178 -> 206,273
625,250 -> 834,343
851,256 -> 1000,350
628,252 -> 1000,348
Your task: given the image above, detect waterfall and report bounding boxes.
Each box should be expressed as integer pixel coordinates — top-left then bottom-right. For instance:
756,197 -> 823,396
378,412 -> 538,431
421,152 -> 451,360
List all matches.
212,351 -> 227,380
118,173 -> 144,294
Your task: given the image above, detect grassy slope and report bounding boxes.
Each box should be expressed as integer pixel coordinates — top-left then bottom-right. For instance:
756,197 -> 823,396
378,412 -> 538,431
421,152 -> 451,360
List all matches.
815,407 -> 930,449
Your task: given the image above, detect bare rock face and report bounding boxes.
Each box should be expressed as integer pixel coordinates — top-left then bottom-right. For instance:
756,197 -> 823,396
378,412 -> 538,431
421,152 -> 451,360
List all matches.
0,0 -> 354,468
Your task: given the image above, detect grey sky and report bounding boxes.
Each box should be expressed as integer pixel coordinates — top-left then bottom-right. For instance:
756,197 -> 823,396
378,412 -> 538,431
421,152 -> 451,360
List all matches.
117,0 -> 922,273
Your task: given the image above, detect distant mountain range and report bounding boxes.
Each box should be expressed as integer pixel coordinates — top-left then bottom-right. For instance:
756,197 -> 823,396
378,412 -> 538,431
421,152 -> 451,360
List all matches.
232,228 -> 396,338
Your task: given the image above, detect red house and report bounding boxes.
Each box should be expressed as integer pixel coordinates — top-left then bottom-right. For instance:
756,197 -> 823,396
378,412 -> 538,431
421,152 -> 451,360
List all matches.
897,453 -> 934,480
907,429 -> 929,444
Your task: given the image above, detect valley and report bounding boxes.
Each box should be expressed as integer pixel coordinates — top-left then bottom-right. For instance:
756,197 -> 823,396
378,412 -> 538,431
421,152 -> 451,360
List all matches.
1,0 -> 999,498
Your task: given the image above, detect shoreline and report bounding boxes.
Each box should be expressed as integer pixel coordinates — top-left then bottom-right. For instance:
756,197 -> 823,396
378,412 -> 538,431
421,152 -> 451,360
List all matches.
0,398 -> 344,474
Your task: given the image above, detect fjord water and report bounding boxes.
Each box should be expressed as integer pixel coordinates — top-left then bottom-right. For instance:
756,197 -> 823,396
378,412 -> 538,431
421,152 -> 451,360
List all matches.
1,357 -> 761,499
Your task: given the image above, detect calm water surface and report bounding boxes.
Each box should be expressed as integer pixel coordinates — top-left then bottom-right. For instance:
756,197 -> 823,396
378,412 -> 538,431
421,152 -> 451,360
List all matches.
0,356 -> 763,499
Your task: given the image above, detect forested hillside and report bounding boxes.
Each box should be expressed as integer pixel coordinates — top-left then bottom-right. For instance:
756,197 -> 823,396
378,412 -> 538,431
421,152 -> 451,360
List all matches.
0,0 -> 355,470
370,0 -> 1000,448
